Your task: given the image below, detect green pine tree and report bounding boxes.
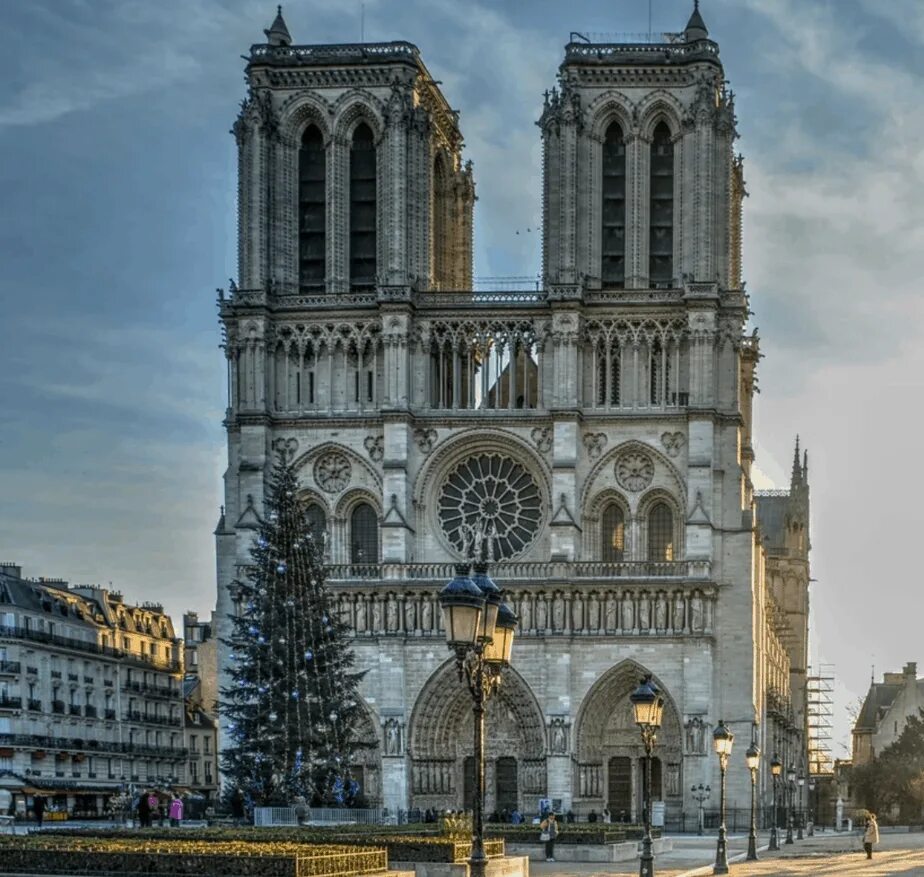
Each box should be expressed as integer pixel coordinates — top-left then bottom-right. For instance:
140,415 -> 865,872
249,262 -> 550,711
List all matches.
220,457 -> 370,806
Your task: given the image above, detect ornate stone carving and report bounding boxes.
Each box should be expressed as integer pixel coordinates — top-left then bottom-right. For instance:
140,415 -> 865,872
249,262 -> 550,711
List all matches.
583,432 -> 607,460
383,717 -> 404,756
684,716 -> 707,755
549,717 -> 570,754
531,426 -> 553,453
414,428 -> 438,454
615,451 -> 654,492
437,453 -> 542,560
364,435 -> 384,463
661,431 -> 685,457
314,451 -> 351,494
271,437 -> 298,463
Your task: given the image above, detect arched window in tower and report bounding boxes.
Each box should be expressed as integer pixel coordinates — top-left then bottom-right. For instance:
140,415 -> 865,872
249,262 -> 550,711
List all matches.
596,343 -> 621,407
650,339 -> 670,406
350,123 -> 377,288
298,124 -> 326,290
649,122 -> 674,286
601,122 -> 626,287
601,504 -> 625,562
350,502 -> 378,565
304,503 -> 327,538
432,153 -> 451,290
648,502 -> 674,563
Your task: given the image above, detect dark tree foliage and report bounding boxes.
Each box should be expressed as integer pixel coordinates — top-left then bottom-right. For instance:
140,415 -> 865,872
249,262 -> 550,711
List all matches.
852,709 -> 924,821
220,458 -> 370,806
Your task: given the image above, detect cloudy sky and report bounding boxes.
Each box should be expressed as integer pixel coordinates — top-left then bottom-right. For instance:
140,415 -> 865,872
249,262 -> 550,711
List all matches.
2,0 -> 923,754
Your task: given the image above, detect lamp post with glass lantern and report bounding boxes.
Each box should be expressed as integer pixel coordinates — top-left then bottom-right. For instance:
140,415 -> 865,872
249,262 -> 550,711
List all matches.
629,676 -> 665,877
808,777 -> 816,836
712,720 -> 734,875
796,771 -> 805,840
785,764 -> 796,844
438,554 -> 517,877
745,742 -> 761,861
691,784 -> 711,835
769,755 -> 782,851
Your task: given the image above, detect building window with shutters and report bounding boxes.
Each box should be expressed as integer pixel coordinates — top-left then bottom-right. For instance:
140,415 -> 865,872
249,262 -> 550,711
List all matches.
349,123 -> 377,288
299,125 -> 326,290
601,121 -> 626,287
649,122 -> 674,286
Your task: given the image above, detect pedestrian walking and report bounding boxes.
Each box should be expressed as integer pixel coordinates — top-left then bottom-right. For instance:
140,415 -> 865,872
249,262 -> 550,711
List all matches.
863,813 -> 879,860
539,811 -> 558,862
137,792 -> 151,828
230,787 -> 246,825
169,795 -> 184,828
32,795 -> 46,829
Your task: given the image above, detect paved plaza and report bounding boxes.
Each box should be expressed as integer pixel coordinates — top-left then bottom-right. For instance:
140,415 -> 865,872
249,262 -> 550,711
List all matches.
530,831 -> 924,877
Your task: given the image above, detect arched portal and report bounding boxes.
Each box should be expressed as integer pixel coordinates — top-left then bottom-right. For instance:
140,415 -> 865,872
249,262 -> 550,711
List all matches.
408,661 -> 547,815
574,661 -> 682,822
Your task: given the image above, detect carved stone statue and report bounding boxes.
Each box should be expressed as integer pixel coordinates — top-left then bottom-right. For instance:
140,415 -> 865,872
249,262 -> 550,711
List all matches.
690,593 -> 704,632
571,594 -> 584,631
404,597 -> 417,632
550,719 -> 568,754
384,718 -> 402,755
354,596 -> 367,632
672,593 -> 685,631
621,591 -> 635,631
371,597 -> 383,632
667,763 -> 681,796
605,593 -> 618,631
552,593 -> 565,630
421,597 -> 433,632
638,593 -> 651,631
587,594 -> 600,631
386,596 -> 399,632
655,593 -> 668,631
536,595 -> 548,630
518,593 -> 532,630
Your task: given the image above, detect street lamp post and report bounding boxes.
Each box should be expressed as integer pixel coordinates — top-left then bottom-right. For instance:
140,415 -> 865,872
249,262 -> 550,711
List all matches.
745,742 -> 761,861
808,778 -> 816,836
769,755 -> 782,851
785,764 -> 795,844
797,772 -> 805,840
629,676 -> 665,877
438,559 -> 517,877
691,784 -> 711,836
712,721 -> 734,875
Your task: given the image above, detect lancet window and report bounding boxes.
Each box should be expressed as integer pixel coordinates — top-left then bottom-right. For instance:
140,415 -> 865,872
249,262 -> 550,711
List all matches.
595,342 -> 621,407
601,122 -> 627,287
648,502 -> 674,563
298,124 -> 326,290
649,122 -> 674,286
350,123 -> 377,288
305,503 -> 326,537
350,503 -> 379,565
601,504 -> 626,562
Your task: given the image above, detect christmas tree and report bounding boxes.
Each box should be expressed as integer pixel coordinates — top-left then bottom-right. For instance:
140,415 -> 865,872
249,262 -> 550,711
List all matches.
220,457 -> 369,806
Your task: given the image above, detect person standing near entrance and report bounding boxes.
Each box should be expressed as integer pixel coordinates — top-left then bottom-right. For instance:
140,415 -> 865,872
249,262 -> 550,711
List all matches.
169,795 -> 184,828
540,811 -> 558,862
32,795 -> 46,829
863,813 -> 879,859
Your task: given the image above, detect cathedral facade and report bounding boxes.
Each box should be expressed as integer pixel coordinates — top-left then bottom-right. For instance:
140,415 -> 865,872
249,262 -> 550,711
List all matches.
215,5 -> 811,825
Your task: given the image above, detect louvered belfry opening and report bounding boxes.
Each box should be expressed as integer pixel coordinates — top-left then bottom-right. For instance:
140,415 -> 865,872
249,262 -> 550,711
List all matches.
649,122 -> 674,286
601,121 -> 627,288
298,124 -> 326,290
349,123 -> 377,288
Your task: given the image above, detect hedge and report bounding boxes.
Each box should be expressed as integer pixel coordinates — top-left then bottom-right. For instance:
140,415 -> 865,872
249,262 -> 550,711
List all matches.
0,836 -> 387,877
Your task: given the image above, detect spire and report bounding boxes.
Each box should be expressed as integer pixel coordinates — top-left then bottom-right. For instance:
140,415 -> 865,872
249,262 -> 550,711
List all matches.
790,435 -> 802,488
264,5 -> 292,47
684,0 -> 709,41
802,449 -> 809,483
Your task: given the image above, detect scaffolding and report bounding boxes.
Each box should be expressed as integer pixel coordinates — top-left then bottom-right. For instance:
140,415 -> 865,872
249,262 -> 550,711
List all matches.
807,665 -> 835,776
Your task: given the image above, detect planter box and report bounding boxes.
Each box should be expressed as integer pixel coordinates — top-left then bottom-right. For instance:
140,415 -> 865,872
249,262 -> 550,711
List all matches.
506,838 -> 673,863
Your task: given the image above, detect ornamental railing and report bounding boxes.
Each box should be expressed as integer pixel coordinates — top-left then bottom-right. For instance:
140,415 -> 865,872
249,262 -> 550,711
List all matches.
326,559 -> 705,585
0,732 -> 188,760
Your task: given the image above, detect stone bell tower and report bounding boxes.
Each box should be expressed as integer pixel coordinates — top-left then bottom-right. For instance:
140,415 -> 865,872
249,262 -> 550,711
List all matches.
233,6 -> 474,296
540,2 -> 743,293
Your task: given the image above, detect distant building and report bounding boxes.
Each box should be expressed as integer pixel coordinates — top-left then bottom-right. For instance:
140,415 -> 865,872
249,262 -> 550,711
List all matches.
0,563 -> 185,818
181,612 -> 219,804
852,662 -> 923,764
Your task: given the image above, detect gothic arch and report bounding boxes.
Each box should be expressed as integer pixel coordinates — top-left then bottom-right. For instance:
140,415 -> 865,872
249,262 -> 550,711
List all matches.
333,93 -> 385,143
281,94 -> 334,144
583,487 -> 631,560
408,660 -> 547,810
636,92 -> 684,140
587,93 -> 634,141
574,659 -> 683,761
637,487 -> 686,562
334,487 -> 383,520
581,439 -> 686,517
292,442 -> 383,500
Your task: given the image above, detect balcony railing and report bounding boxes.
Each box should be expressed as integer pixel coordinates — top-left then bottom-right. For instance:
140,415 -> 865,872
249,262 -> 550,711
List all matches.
0,696 -> 21,709
51,700 -> 65,714
0,660 -> 21,674
85,705 -> 98,718
27,699 -> 41,711
67,673 -> 79,682
326,559 -> 705,586
0,732 -> 188,760
26,665 -> 38,675
0,626 -> 180,672
104,709 -> 116,721
69,704 -> 82,716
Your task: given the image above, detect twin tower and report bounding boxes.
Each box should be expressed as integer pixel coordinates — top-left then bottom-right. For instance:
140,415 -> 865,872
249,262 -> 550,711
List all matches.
233,4 -> 742,298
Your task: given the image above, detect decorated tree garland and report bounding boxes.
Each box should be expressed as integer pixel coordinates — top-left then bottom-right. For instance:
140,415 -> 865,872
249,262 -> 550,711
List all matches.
220,457 -> 369,805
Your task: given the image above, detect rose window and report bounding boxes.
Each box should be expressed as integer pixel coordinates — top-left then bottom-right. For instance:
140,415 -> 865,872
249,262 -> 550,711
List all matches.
438,453 -> 543,559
